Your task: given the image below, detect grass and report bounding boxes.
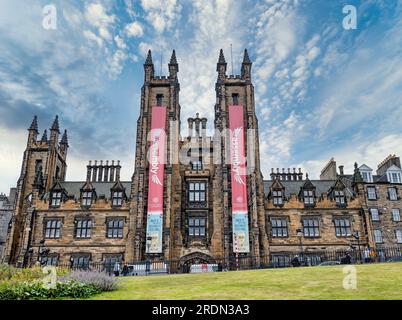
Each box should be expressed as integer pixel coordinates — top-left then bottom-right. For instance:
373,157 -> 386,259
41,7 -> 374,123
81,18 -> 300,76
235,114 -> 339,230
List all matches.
90,262 -> 402,300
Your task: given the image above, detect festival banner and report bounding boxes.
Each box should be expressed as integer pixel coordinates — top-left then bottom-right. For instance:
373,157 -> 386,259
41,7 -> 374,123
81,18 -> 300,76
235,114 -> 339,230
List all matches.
229,105 -> 250,253
146,106 -> 167,253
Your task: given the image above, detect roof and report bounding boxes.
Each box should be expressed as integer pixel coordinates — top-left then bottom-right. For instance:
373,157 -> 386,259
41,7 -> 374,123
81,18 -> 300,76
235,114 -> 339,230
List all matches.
58,181 -> 132,199
263,177 -> 355,198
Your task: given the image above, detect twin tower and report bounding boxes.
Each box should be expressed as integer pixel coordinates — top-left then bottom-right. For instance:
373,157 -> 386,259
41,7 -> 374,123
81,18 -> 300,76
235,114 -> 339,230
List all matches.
127,48 -> 269,264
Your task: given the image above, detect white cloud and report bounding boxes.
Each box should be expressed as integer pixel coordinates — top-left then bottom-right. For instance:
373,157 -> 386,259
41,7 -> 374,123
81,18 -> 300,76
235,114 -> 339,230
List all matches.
125,21 -> 144,37
140,0 -> 181,33
84,3 -> 115,42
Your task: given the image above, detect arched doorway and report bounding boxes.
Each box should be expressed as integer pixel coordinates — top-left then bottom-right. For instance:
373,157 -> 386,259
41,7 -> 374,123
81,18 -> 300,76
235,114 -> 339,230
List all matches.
179,252 -> 216,273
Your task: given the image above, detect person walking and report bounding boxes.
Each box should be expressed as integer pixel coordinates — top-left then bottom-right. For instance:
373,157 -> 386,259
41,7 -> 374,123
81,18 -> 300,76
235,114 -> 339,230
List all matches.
113,261 -> 121,277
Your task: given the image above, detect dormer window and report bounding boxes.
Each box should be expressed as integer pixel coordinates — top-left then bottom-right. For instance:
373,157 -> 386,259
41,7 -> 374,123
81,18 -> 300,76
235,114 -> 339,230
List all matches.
50,191 -> 62,207
334,190 -> 346,206
81,191 -> 92,206
388,171 -> 402,184
359,165 -> 373,183
272,190 -> 283,206
112,191 -> 123,206
303,190 -> 315,205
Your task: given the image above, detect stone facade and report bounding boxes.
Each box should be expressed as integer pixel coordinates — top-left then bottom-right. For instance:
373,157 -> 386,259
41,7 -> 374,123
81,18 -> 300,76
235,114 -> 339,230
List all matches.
3,50 -> 401,268
0,189 -> 16,261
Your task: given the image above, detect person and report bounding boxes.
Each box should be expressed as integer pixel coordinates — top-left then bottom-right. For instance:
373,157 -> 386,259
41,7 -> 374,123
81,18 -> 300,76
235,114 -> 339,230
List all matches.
122,264 -> 129,276
113,261 -> 121,277
217,262 -> 223,272
291,255 -> 301,267
342,252 -> 352,264
363,247 -> 370,263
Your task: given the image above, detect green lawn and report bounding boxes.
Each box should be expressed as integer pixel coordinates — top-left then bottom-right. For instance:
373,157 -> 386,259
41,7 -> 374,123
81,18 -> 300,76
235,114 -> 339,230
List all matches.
91,262 -> 402,300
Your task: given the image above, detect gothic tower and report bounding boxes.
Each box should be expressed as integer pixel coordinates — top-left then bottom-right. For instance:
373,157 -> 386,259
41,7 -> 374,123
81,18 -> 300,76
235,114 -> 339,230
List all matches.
212,49 -> 269,263
126,50 -> 182,262
4,116 -> 68,265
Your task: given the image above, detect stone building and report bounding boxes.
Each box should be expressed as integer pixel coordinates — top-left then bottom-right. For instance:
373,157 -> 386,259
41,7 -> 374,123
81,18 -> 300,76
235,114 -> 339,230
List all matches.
0,189 -> 16,261
3,50 -> 401,269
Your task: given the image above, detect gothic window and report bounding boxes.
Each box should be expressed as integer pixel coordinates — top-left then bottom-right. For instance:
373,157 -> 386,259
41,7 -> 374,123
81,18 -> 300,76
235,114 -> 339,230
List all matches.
272,190 -> 284,206
50,191 -> 62,207
334,190 -> 346,206
104,254 -> 123,273
156,94 -> 163,106
188,217 -> 206,237
81,191 -> 93,206
71,254 -> 90,269
44,219 -> 62,239
112,191 -> 123,206
370,208 -> 380,221
271,218 -> 288,237
232,93 -> 239,106
191,160 -> 203,171
367,186 -> 377,200
334,218 -> 351,237
35,160 -> 42,174
374,230 -> 383,243
107,218 -> 124,238
75,219 -> 92,238
303,190 -> 315,206
42,254 -> 59,266
388,187 -> 398,200
392,209 -> 401,222
302,218 -> 320,237
396,230 -> 402,244
189,182 -> 206,203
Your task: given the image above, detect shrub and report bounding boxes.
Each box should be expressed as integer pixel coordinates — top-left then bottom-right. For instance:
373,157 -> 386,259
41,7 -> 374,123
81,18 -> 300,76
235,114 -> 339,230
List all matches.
60,270 -> 117,291
0,281 -> 101,300
0,264 -> 17,281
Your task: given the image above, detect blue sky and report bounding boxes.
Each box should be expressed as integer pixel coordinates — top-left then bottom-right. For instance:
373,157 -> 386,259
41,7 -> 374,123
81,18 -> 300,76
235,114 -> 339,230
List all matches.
0,0 -> 402,192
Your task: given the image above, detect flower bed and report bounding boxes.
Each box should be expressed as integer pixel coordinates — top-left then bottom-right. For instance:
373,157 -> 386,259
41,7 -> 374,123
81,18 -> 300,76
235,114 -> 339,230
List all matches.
0,264 -> 117,300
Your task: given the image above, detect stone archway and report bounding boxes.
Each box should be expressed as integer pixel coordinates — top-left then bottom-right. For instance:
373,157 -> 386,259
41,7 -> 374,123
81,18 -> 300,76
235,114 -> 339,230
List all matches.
179,252 -> 216,273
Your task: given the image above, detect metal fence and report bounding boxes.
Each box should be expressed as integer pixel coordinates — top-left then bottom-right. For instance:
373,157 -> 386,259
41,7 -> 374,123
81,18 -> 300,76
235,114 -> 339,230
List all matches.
44,246 -> 402,275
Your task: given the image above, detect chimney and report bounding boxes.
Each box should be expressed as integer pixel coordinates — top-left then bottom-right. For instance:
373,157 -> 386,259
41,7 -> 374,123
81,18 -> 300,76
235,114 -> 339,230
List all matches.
339,165 -> 344,176
377,154 -> 401,176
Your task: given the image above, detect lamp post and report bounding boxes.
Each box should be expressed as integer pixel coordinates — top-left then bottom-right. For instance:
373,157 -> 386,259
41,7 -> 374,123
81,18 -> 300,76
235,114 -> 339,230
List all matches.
146,236 -> 152,276
352,230 -> 362,264
296,228 -> 304,265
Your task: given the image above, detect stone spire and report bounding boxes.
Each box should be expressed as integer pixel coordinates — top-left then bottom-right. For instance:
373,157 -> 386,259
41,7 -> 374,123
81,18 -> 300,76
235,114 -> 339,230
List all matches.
60,129 -> 69,147
144,49 -> 154,81
41,129 -> 48,142
241,48 -> 252,80
168,49 -> 179,79
50,115 -> 60,133
216,49 -> 227,80
28,115 -> 38,133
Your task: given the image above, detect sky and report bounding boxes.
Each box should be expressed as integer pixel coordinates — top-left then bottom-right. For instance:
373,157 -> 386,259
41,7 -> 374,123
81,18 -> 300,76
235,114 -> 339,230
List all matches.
0,0 -> 402,193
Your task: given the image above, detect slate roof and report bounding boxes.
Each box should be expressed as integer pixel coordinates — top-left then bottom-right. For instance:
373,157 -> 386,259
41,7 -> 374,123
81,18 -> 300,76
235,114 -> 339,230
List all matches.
56,181 -> 132,199
263,177 -> 355,198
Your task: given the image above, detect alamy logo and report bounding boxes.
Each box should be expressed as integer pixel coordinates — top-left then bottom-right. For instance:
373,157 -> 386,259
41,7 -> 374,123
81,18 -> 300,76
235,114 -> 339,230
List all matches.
232,127 -> 246,186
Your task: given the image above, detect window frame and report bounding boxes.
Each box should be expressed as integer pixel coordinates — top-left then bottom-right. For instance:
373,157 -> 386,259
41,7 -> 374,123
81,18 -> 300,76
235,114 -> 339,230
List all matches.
396,230 -> 402,244
370,208 -> 380,221
111,191 -> 124,207
334,190 -> 346,206
374,229 -> 383,243
106,218 -> 125,238
302,218 -> 320,237
188,181 -> 207,203
367,186 -> 377,200
392,208 -> 401,222
334,218 -> 352,237
50,191 -> 62,207
271,218 -> 288,237
71,254 -> 91,269
44,219 -> 62,239
388,187 -> 398,201
303,190 -> 315,206
81,191 -> 93,207
188,216 -> 206,238
272,190 -> 284,206
74,218 -> 93,239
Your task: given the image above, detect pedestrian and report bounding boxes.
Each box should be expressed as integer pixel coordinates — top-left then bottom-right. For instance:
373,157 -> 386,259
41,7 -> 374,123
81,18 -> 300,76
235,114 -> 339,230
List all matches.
122,264 -> 129,276
291,255 -> 301,267
343,252 -> 352,264
113,261 -> 121,277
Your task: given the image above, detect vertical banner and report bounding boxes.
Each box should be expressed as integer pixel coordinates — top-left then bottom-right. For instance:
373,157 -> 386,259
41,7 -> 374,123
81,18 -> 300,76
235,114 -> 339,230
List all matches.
229,105 -> 250,253
146,106 -> 167,253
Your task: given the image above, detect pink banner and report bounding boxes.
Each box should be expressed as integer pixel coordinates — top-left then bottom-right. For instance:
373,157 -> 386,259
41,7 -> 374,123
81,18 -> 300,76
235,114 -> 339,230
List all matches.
147,106 -> 167,212
229,105 -> 248,212
146,106 -> 166,253
229,105 -> 250,253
